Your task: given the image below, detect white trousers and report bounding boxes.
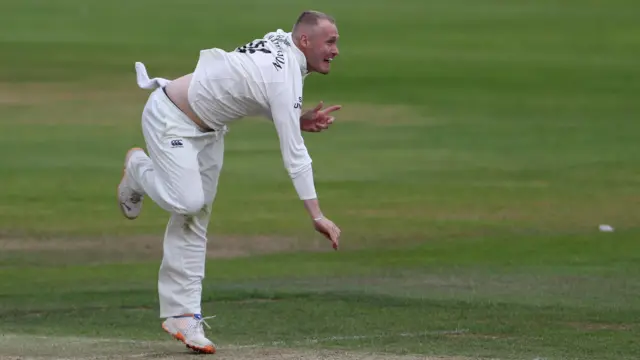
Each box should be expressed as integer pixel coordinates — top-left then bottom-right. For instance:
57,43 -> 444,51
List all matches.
127,87 -> 226,318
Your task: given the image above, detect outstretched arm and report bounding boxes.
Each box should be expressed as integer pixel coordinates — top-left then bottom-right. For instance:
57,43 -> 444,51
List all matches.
268,84 -> 341,249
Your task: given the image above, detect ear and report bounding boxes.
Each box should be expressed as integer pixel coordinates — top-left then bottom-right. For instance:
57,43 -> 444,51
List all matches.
300,34 -> 310,48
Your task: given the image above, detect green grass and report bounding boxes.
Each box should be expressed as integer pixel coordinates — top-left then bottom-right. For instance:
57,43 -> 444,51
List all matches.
2,234 -> 640,358
1,0 -> 639,359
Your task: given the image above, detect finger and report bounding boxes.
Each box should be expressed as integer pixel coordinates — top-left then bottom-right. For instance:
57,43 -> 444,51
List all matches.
328,231 -> 338,249
313,115 -> 334,126
320,105 -> 342,115
313,101 -> 324,112
332,232 -> 339,250
327,232 -> 336,248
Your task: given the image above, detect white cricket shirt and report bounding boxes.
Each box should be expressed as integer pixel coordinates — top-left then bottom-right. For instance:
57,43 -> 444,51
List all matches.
187,29 -> 316,200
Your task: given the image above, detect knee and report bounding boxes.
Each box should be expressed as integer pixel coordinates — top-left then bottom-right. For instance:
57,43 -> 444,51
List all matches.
172,192 -> 206,215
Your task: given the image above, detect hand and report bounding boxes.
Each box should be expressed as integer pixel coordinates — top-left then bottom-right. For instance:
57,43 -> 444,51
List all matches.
300,101 -> 342,133
313,217 -> 341,250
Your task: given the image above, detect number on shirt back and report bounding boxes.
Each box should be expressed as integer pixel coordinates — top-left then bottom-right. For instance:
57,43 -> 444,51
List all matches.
236,40 -> 271,54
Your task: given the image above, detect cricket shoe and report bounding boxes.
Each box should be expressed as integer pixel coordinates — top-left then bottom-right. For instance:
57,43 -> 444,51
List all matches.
162,314 -> 217,354
117,147 -> 145,220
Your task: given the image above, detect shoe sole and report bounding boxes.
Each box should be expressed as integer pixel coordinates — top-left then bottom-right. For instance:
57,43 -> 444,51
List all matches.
162,323 -> 216,354
117,147 -> 144,220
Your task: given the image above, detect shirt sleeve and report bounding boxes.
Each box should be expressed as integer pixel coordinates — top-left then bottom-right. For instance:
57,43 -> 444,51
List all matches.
267,80 -> 317,200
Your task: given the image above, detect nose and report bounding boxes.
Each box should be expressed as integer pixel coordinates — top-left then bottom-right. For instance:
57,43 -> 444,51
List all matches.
333,46 -> 339,57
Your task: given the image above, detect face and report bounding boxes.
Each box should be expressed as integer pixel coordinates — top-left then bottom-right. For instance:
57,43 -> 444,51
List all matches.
299,20 -> 340,74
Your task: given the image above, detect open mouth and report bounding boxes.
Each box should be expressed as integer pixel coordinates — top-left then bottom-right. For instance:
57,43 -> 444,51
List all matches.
323,58 -> 333,64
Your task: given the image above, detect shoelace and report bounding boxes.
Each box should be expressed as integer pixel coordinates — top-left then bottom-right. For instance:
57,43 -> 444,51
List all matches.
194,315 -> 216,333
190,315 -> 216,338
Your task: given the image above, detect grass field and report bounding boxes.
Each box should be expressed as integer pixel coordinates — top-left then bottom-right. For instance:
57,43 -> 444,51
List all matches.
1,0 -> 640,359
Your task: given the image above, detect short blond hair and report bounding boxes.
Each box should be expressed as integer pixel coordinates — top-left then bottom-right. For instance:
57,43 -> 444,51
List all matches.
292,10 -> 336,35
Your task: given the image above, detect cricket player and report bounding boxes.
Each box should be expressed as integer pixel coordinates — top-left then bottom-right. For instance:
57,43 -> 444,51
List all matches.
117,10 -> 342,354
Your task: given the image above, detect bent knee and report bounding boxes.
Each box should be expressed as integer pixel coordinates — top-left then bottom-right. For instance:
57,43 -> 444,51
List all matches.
171,192 -> 206,215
